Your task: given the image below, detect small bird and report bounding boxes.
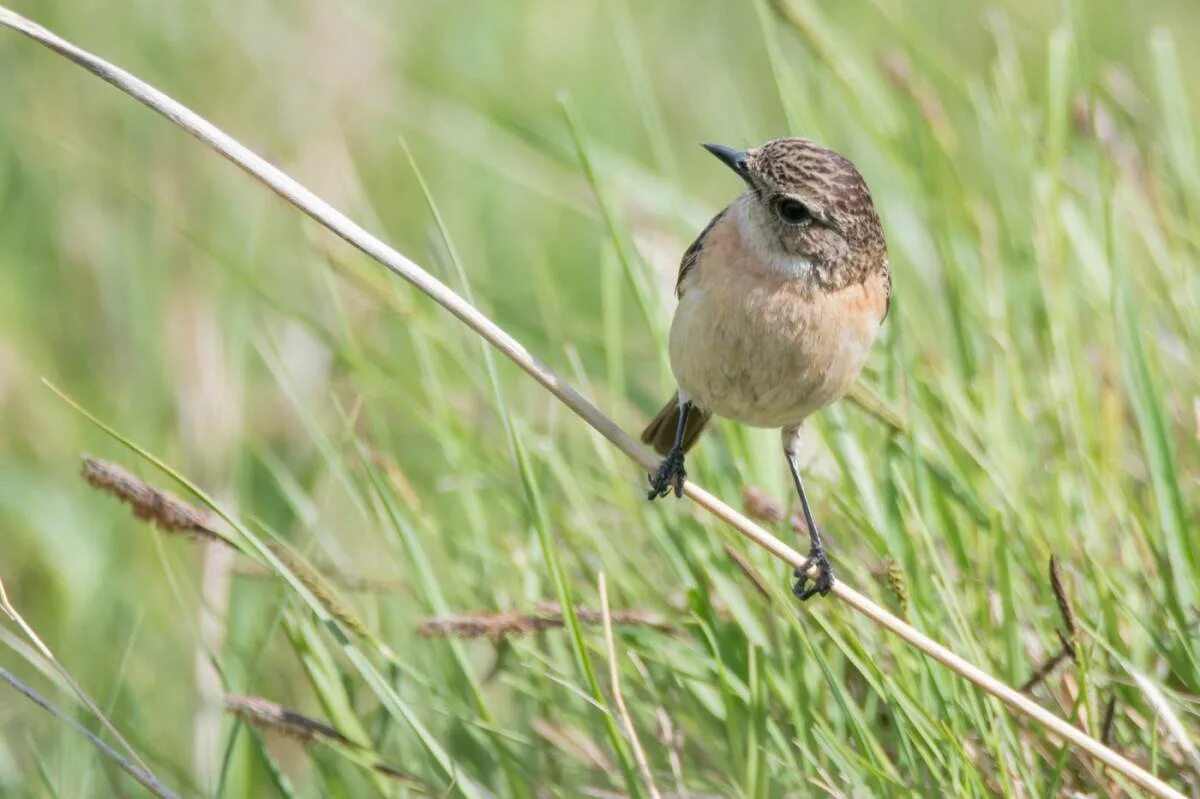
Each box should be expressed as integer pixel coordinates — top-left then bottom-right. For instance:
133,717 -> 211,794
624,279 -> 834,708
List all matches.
642,138 -> 890,600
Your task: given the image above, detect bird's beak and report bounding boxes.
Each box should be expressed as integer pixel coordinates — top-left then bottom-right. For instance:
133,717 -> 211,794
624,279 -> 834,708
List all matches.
702,143 -> 751,182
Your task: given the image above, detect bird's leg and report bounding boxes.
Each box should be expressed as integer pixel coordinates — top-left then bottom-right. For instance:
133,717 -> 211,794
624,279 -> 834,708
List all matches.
783,430 -> 834,600
647,401 -> 692,500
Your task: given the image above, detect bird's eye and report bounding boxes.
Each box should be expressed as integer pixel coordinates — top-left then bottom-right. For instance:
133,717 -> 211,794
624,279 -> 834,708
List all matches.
775,198 -> 812,224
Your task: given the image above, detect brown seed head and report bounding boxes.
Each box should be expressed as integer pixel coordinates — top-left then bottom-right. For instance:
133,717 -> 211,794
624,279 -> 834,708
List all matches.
267,541 -> 372,642
81,455 -> 227,544
224,695 -> 429,789
1049,556 -> 1078,658
224,695 -> 351,746
417,604 -> 676,641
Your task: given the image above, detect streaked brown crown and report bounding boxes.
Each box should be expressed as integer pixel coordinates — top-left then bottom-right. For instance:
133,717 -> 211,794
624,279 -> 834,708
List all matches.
743,137 -> 888,292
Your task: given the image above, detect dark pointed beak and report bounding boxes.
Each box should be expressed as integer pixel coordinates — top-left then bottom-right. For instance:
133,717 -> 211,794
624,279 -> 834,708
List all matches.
702,143 -> 750,181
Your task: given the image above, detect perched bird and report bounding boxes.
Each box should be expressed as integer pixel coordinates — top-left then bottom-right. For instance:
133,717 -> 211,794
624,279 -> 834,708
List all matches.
642,138 -> 890,600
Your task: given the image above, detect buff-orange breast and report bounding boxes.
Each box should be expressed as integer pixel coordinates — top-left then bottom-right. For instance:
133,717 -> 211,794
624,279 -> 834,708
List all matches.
669,212 -> 886,429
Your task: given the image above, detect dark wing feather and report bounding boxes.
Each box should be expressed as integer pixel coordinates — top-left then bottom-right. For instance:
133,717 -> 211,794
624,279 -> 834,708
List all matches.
675,210 -> 725,298
881,260 -> 892,323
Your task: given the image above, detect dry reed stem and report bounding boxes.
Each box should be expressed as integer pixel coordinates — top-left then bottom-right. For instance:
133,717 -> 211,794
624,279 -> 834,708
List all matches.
654,708 -> 687,797
0,666 -> 180,799
624,652 -> 689,795
0,9 -> 1182,798
600,574 -> 661,799
417,603 -> 675,641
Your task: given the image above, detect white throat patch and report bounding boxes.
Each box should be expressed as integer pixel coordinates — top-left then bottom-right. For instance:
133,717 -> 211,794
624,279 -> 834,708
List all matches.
733,193 -> 814,280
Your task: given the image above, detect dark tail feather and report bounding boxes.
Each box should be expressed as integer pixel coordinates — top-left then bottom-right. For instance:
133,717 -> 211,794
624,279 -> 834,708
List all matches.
640,398 -> 711,456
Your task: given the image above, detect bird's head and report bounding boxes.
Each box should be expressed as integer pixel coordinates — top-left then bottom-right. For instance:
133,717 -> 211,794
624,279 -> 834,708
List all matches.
703,137 -> 886,289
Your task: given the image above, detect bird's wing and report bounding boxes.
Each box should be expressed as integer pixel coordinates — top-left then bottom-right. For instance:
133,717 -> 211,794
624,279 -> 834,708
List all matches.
675,209 -> 725,298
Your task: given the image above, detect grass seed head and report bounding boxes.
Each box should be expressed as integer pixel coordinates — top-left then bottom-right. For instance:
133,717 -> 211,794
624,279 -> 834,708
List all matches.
224,694 -> 351,746
81,455 -> 226,544
418,604 -> 675,641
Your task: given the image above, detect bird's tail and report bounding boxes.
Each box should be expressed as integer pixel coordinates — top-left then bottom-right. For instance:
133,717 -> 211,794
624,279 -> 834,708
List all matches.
640,398 -> 712,456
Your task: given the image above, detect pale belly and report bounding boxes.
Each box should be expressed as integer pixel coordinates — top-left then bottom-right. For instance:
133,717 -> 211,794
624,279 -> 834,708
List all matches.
668,281 -> 879,429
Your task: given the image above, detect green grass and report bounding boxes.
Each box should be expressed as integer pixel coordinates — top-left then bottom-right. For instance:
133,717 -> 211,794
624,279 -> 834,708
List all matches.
2,0 -> 1199,796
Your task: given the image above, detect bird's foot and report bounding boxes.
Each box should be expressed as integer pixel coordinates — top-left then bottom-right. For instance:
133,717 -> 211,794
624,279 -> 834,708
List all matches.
647,447 -> 687,500
792,545 -> 835,601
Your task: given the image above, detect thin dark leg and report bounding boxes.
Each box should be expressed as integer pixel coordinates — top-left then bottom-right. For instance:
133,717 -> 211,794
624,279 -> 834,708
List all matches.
785,450 -> 835,600
647,401 -> 691,500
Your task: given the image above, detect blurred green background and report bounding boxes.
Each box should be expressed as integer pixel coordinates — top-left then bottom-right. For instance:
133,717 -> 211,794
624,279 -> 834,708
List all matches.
1,0 -> 1198,796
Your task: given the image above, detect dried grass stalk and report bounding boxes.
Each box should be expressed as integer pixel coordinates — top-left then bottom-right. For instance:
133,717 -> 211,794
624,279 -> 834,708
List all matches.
654,708 -> 686,795
599,573 -> 661,799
